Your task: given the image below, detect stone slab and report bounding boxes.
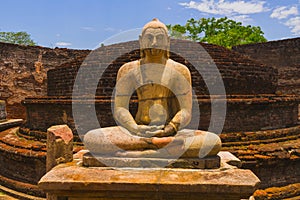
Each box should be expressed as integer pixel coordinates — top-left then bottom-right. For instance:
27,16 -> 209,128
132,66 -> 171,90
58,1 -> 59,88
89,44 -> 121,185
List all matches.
0,119 -> 23,132
39,151 -> 260,200
217,151 -> 242,168
83,152 -> 220,169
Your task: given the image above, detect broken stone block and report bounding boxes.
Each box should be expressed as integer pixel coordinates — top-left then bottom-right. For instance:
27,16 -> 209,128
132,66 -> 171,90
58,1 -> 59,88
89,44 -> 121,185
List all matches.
46,125 -> 73,172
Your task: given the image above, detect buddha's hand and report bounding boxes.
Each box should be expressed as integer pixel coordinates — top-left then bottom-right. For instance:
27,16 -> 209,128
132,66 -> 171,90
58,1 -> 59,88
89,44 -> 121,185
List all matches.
145,124 -> 176,138
135,125 -> 164,137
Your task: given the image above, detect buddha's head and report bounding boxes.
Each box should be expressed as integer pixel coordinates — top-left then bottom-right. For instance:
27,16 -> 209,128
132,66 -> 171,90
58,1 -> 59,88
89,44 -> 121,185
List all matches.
139,18 -> 170,59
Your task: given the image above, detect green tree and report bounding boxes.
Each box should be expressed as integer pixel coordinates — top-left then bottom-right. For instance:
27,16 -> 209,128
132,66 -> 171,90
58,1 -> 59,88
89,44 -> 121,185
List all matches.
168,17 -> 267,48
0,31 -> 36,46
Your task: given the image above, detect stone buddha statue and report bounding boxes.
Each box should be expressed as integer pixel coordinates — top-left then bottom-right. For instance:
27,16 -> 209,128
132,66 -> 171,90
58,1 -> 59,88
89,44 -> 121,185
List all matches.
84,19 -> 221,159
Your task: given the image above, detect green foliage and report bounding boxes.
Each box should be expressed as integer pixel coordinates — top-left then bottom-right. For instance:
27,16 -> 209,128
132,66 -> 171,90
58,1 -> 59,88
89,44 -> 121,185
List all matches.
0,31 -> 36,46
168,17 -> 267,48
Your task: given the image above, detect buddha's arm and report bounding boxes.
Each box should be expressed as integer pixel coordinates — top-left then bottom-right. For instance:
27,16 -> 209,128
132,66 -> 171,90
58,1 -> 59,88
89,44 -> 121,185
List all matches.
114,63 -> 161,136
167,64 -> 192,132
113,64 -> 140,134
114,101 -> 138,133
148,64 -> 192,137
155,89 -> 191,137
169,91 -> 192,131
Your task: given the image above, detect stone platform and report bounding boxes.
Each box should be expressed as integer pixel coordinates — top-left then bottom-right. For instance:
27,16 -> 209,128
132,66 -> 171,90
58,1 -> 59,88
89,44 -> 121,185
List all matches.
83,153 -> 221,169
38,151 -> 260,200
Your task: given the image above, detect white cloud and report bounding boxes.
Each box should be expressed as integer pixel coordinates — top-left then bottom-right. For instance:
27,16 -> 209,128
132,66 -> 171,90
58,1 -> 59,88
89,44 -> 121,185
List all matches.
270,6 -> 298,19
179,0 -> 269,16
55,42 -> 72,46
104,27 -> 115,32
270,5 -> 300,36
80,26 -> 95,31
229,15 -> 252,24
284,16 -> 300,35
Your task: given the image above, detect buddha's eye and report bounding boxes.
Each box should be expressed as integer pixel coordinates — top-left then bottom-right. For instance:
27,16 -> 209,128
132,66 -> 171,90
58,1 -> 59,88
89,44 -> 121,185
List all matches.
145,34 -> 153,41
156,35 -> 164,41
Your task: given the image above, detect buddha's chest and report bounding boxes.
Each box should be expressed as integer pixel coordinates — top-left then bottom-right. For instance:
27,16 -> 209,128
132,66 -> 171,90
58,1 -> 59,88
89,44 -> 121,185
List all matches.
136,84 -> 174,100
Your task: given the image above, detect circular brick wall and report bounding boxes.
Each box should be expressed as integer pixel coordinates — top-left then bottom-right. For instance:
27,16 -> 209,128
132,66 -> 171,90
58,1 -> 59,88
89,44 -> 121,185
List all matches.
47,40 -> 278,97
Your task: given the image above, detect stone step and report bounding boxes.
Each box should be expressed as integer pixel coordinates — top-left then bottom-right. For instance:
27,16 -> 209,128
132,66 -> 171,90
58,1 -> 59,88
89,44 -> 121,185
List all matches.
0,119 -> 23,132
0,184 -> 45,200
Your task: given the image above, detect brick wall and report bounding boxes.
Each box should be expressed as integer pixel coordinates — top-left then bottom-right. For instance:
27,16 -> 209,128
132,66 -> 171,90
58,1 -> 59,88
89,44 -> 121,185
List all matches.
47,40 -> 278,98
22,95 -> 299,141
0,42 -> 90,119
250,160 -> 300,188
232,37 -> 300,95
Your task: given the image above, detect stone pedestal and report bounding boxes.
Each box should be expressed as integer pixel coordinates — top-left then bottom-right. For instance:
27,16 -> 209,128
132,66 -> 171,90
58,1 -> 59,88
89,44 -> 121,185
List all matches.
83,153 -> 221,169
39,151 -> 260,200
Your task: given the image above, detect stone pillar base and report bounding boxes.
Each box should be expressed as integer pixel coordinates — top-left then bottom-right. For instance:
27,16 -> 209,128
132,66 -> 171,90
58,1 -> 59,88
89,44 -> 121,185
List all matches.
39,151 -> 260,200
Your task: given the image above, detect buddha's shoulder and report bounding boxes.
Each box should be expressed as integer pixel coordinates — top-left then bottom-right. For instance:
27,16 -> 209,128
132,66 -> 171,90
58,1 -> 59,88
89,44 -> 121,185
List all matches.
118,60 -> 139,73
167,59 -> 190,73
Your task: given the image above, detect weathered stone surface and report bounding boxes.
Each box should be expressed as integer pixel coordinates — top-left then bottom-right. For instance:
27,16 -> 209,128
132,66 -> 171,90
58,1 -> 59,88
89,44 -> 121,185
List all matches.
48,125 -> 73,145
46,125 -> 73,172
83,152 -> 220,169
218,151 -> 242,168
39,152 -> 260,200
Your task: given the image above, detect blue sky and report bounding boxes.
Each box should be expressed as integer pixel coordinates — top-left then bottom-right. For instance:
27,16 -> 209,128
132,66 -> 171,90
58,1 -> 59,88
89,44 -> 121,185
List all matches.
0,0 -> 299,49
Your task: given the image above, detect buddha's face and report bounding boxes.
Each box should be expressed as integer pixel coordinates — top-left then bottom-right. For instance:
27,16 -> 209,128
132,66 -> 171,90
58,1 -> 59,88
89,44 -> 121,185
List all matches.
140,27 -> 170,56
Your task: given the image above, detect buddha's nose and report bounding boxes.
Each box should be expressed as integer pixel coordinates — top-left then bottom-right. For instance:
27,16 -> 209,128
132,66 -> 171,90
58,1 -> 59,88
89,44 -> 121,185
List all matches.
151,37 -> 158,47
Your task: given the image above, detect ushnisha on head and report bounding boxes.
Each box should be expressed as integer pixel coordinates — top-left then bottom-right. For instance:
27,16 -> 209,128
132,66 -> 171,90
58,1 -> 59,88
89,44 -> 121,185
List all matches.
139,18 -> 170,59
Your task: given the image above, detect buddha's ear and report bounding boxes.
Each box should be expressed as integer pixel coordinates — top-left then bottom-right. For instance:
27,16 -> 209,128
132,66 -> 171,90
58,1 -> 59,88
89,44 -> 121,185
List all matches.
139,35 -> 145,58
167,35 -> 170,46
139,35 -> 142,45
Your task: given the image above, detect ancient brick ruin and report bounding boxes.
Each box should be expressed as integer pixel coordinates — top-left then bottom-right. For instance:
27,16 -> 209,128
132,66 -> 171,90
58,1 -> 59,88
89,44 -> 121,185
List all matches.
0,38 -> 299,199
0,42 -> 89,119
233,37 -> 300,95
